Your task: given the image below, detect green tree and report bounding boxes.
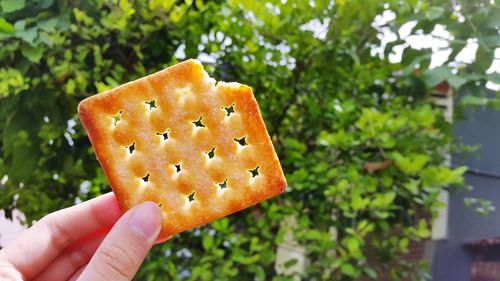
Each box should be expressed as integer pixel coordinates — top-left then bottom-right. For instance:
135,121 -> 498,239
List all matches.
1,0 -> 498,280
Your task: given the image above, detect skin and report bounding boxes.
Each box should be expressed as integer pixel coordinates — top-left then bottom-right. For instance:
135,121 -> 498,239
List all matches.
0,193 -> 163,281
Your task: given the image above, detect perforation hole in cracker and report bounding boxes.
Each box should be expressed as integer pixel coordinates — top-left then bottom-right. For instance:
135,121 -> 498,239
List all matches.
174,164 -> 181,173
249,166 -> 259,178
206,147 -> 216,159
141,173 -> 150,182
218,179 -> 228,190
223,104 -> 235,116
187,192 -> 196,203
192,116 -> 205,128
145,99 -> 157,110
127,143 -> 135,154
78,59 -> 286,239
156,129 -> 169,141
234,136 -> 248,146
111,111 -> 122,126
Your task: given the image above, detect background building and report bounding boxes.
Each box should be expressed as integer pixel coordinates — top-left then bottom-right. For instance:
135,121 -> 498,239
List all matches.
431,88 -> 500,281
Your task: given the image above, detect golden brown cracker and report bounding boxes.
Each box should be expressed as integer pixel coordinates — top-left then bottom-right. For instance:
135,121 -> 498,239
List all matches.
78,59 -> 286,239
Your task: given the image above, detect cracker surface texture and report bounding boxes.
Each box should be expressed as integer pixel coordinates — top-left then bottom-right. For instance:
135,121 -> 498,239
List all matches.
78,59 -> 286,238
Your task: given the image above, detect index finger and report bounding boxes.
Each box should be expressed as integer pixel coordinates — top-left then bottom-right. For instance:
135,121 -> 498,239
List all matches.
0,192 -> 121,280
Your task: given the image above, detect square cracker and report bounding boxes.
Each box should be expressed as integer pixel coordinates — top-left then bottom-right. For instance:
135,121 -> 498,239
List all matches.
78,59 -> 287,238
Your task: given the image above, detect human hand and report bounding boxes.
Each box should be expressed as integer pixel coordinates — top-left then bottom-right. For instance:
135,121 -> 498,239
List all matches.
0,193 -> 162,281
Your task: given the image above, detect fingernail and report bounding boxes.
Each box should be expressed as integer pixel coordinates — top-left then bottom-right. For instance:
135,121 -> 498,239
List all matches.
128,202 -> 161,240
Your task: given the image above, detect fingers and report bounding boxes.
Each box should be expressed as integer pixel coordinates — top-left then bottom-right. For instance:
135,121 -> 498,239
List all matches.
77,202 -> 162,281
33,228 -> 109,281
0,259 -> 23,281
68,266 -> 86,281
0,193 -> 121,280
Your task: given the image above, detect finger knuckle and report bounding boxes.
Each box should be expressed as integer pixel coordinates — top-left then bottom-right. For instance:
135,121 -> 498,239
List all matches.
67,248 -> 92,269
94,243 -> 139,280
89,200 -> 109,229
40,214 -> 73,252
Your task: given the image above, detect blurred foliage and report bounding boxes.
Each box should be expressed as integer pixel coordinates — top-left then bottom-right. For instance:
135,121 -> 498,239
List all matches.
1,0 -> 499,280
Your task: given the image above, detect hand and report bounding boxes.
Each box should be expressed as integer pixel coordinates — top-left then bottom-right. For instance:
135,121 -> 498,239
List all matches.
0,193 -> 162,281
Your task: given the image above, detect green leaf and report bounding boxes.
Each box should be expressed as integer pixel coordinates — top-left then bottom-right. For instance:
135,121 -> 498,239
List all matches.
37,18 -> 58,32
0,17 -> 15,34
460,95 -> 489,106
170,4 -> 188,23
415,219 -> 431,238
422,66 -> 451,88
149,0 -> 175,11
73,8 -> 94,25
21,45 -> 45,63
1,0 -> 25,13
211,217 -> 229,232
100,10 -> 127,30
483,11 -> 500,29
119,0 -> 135,16
404,180 -> 419,195
480,35 -> 500,48
399,237 -> 409,252
383,191 -> 396,206
234,254 -> 260,265
95,81 -> 113,93
392,153 -> 429,175
475,46 -> 494,72
39,0 -> 54,9
450,166 -> 467,184
341,263 -> 358,277
202,234 -> 213,250
254,265 -> 266,280
195,0 -> 205,10
283,258 -> 298,268
284,137 -> 306,153
402,48 -> 432,71
16,28 -> 38,44
412,154 -> 430,172
304,229 -> 323,240
487,73 -> 500,84
364,267 -> 378,279
0,68 -> 28,97
351,192 -> 368,210
447,75 -> 468,89
345,237 -> 360,252
425,6 -> 445,21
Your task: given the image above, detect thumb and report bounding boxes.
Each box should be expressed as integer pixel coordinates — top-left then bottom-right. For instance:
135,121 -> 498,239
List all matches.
77,201 -> 162,281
